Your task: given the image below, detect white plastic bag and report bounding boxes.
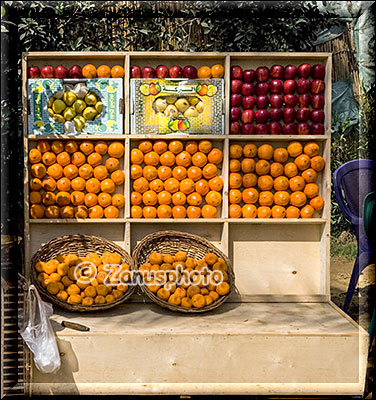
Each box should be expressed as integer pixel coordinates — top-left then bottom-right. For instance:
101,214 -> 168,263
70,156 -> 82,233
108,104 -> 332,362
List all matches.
19,285 -> 61,374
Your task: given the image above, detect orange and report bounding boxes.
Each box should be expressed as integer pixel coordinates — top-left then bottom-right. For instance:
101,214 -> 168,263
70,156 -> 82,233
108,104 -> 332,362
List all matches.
112,194 -> 125,209
56,191 -> 70,207
229,189 -> 242,204
187,206 -> 201,218
300,204 -> 315,218
172,205 -> 187,218
71,191 -> 85,206
229,172 -> 242,189
131,148 -> 143,165
149,179 -> 164,192
202,204 -> 217,218
143,206 -> 157,219
230,159 -> 241,172
304,142 -> 320,157
180,178 -> 195,195
290,191 -> 307,207
111,170 -> 125,185
133,177 -> 149,193
274,191 -> 290,206
304,183 -> 319,199
271,205 -> 286,218
70,177 -> 85,191
157,204 -> 172,219
259,191 -> 274,206
295,154 -> 311,171
131,164 -> 143,180
71,152 -> 86,167
30,178 -> 42,191
143,165 -> 158,181
56,151 -> 71,166
310,195 -> 324,211
243,173 -> 257,188
94,141 -> 108,155
131,191 -> 143,206
110,65 -> 124,78
30,204 -> 44,219
153,140 -> 168,154
60,206 -> 74,219
30,191 -> 42,204
211,64 -> 224,78
191,152 -> 207,168
143,190 -> 158,206
63,164 -> 78,179
157,166 -> 172,180
187,166 -> 202,181
257,175 -> 273,191
287,141 -> 303,157
101,178 -> 115,194
45,205 -> 59,218
29,148 -> 42,164
42,192 -> 56,206
175,151 -> 192,167
164,178 -> 180,193
86,178 -> 101,193
31,163 -> 47,179
64,140 -> 78,154
159,151 -> 176,167
202,163 -> 217,179
168,140 -> 184,154
242,204 -> 257,218
310,156 -> 325,172
104,205 -> 119,218
135,140 -> 152,154
197,66 -> 212,79
257,206 -> 272,218
273,147 -> 289,163
106,157 -> 120,172
82,64 -> 97,78
255,160 -> 270,176
229,204 -> 242,218
241,158 -> 255,173
243,143 -> 257,158
42,151 -> 57,166
157,190 -> 172,205
198,140 -> 212,154
108,142 -> 124,158
74,205 -> 88,218
289,176 -> 306,192
257,144 -> 274,160
205,191 -> 222,206
195,179 -> 210,196
270,162 -> 284,178
284,162 -> 298,178
85,193 -> 98,207
185,140 -> 198,154
209,176 -> 223,191
36,140 -> 50,153
172,166 -> 187,181
79,163 -> 94,179
46,163 -> 62,179
98,192 -> 112,208
131,205 -> 143,218
42,177 -> 57,192
87,152 -> 103,167
89,205 -> 104,219
187,192 -> 202,206
80,141 -> 94,155
229,144 -> 243,159
242,188 -> 259,204
94,165 -> 109,181
286,205 -> 300,218
273,176 -> 289,191
207,148 -> 223,165
302,168 -> 318,183
51,140 -> 64,154
144,151 -> 160,166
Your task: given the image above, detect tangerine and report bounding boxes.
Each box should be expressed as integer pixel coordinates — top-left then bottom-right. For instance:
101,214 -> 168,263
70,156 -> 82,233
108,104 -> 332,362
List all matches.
205,191 -> 222,206
300,204 -> 315,218
257,175 -> 273,190
42,192 -> 56,206
87,152 -> 103,167
143,190 -> 158,206
89,205 -> 104,218
64,140 -> 78,154
295,154 -> 311,171
131,205 -> 143,218
111,170 -> 125,185
74,205 -> 88,218
42,177 -> 57,192
143,165 -> 158,181
242,204 -> 257,218
157,205 -> 172,219
185,141 -> 198,154
229,172 -> 242,189
229,204 -> 242,218
242,188 -> 259,204
229,189 -> 242,204
290,191 -> 307,207
271,205 -> 286,218
70,177 -> 84,191
110,65 -> 124,78
60,206 -> 74,219
303,183 -> 319,199
45,205 -> 59,218
202,204 -> 217,218
195,179 -> 210,196
71,152 -> 86,167
101,179 -> 115,194
310,156 -> 325,172
56,151 -> 71,166
80,141 -> 94,155
197,66 -> 212,79
131,164 -> 143,180
284,162 -> 298,178
175,151 -> 192,167
131,191 -> 143,206
310,195 -> 324,210
243,173 -> 257,188
259,191 -> 274,206
94,141 -> 108,155
63,164 -> 78,179
187,192 -> 202,206
209,176 -> 223,191
42,151 -> 57,166
157,166 -> 172,180
172,191 -> 187,206
51,140 -> 64,154
229,159 -> 241,172
273,176 -> 289,191
172,166 -> 187,181
144,151 -> 160,166
71,191 -> 85,206
257,144 -> 274,160
302,168 -> 318,183
104,205 -> 119,218
172,205 -> 187,218
29,148 -> 42,164
131,148 -> 143,165
84,193 -> 98,207
106,158 -> 120,172
273,147 -> 289,163
98,192 -> 112,208
108,142 -> 124,158
30,178 -> 42,191
79,163 -> 94,179
211,64 -> 225,78
153,140 -> 168,154
255,160 -> 270,175
198,140 -> 212,154
187,166 -> 202,181
229,144 -> 243,159
286,205 -> 300,218
187,206 -> 201,218
94,165 -> 109,181
243,143 -> 257,158
257,206 -> 272,218
86,178 -> 101,193
180,178 -> 195,195
287,141 -> 303,157
31,163 -> 47,179
241,158 -> 255,173
157,191 -> 172,205
270,162 -> 284,178
207,148 -> 223,165
191,152 -> 207,168
304,142 -> 320,157
164,178 -> 180,193
274,191 -> 290,206
168,140 -> 184,154
289,176 -> 306,191
149,179 -> 164,193
143,206 -> 157,219
202,163 -> 217,179
112,194 -> 125,209
82,64 -> 97,78
159,151 -> 175,167
56,191 -> 71,207
46,163 -> 62,179
30,191 -> 42,204
36,140 -> 50,153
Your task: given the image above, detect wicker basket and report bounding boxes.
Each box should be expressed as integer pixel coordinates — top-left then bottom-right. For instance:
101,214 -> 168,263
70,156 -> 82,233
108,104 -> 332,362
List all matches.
31,234 -> 136,312
132,230 -> 235,313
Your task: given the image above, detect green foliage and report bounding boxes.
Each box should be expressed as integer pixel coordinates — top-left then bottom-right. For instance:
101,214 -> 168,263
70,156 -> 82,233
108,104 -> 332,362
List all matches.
330,231 -> 357,261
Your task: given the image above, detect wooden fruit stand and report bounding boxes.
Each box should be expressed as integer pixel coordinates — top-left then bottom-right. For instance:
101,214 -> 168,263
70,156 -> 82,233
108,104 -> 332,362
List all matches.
22,51 -> 368,396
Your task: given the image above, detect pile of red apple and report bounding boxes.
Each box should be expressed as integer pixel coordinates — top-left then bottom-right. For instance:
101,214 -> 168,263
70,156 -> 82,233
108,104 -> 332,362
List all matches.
28,65 -> 83,79
131,65 -> 199,79
230,64 -> 326,135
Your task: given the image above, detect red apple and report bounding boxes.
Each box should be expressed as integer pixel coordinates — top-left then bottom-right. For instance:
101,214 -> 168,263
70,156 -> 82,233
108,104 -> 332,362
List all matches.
284,94 -> 298,107
169,66 -> 182,78
27,66 -> 40,78
270,94 -> 284,108
231,94 -> 243,107
256,123 -> 269,135
298,93 -> 311,108
311,110 -> 325,123
242,96 -> 256,110
283,108 -> 296,123
241,123 -> 256,135
241,109 -> 255,124
297,78 -> 311,94
68,65 -> 82,79
282,123 -> 297,135
297,123 -> 311,135
255,95 -> 269,109
142,66 -> 156,78
183,65 -> 198,79
41,65 -> 54,78
270,65 -> 284,79
269,108 -> 283,121
256,66 -> 270,82
54,65 -> 68,79
255,109 -> 269,123
298,64 -> 311,78
231,107 -> 242,121
231,65 -> 243,80
296,108 -> 311,122
256,82 -> 269,96
131,65 -> 142,78
311,79 -> 325,94
230,121 -> 241,135
243,69 -> 256,82
311,123 -> 325,135
283,80 -> 297,94
311,94 -> 325,109
231,80 -> 243,94
284,65 -> 298,80
269,79 -> 284,94
241,82 -> 255,96
269,121 -> 282,135
312,64 -> 326,79
156,65 -> 169,78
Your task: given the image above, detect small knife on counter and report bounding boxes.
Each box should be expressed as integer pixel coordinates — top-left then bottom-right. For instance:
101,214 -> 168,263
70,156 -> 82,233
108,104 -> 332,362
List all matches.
61,320 -> 90,332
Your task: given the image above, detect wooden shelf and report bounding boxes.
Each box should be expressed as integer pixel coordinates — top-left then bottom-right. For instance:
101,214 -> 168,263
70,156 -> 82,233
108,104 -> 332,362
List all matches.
27,134 -> 126,140
228,135 -> 329,141
228,218 -> 326,224
129,218 -> 225,223
128,134 -> 225,140
30,218 -> 127,224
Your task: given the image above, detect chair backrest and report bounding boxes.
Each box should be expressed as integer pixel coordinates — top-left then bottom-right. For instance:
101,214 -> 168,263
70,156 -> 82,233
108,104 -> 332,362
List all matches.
333,159 -> 375,225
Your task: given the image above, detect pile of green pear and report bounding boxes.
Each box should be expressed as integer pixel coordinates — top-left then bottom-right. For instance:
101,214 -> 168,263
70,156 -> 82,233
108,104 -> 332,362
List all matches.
153,96 -> 204,118
48,90 -> 103,132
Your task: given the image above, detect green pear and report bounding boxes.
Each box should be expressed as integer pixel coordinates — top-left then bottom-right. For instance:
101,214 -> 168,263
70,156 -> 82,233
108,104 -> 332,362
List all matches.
195,101 -> 204,113
63,91 -> 77,106
184,106 -> 199,117
63,107 -> 77,121
47,108 -> 55,117
164,104 -> 178,118
48,97 -> 54,108
175,98 -> 190,113
73,99 -> 86,114
52,99 -> 66,114
83,106 -> 98,121
154,98 -> 167,113
73,115 -> 86,131
189,97 -> 200,105
95,101 -> 103,114
84,92 -> 98,106
52,114 -> 66,124
166,96 -> 177,104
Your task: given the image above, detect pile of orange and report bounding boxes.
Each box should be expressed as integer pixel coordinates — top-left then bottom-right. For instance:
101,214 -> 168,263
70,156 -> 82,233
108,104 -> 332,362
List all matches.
29,139 -> 125,219
228,141 -> 325,219
82,64 -> 125,79
197,64 -> 225,79
131,139 -> 224,219
140,250 -> 230,308
35,251 -> 130,305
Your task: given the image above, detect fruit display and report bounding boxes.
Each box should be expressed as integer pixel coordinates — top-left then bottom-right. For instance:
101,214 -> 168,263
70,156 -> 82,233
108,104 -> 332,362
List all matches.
131,64 -> 225,79
230,63 -> 326,135
29,139 -> 125,219
34,251 -> 130,305
140,250 -> 230,309
130,139 -> 223,219
28,64 -> 125,79
228,141 -> 325,218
